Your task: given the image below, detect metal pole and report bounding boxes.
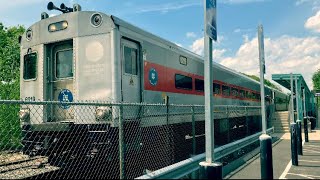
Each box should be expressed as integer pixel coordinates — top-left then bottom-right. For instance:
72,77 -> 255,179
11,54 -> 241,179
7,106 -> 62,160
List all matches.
290,73 -> 294,123
199,1 -> 222,179
204,33 -> 214,163
303,88 -> 309,142
303,88 -> 307,118
258,24 -> 273,179
119,105 -> 125,179
290,73 -> 298,166
295,77 -> 303,155
258,25 -> 266,134
295,77 -> 300,121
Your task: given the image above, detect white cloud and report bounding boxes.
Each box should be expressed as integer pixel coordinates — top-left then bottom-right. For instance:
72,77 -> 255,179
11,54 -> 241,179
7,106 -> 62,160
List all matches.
136,1 -> 201,14
234,29 -> 241,33
213,49 -> 227,60
242,34 -> 250,43
190,37 -> 204,55
233,28 -> 253,33
186,32 -> 197,39
221,0 -> 269,4
296,0 -> 320,10
189,35 -> 225,56
218,35 -> 320,90
305,10 -> 320,33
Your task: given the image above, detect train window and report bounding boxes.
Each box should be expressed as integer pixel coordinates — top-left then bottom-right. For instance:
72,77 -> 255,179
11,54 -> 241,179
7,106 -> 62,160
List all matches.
239,90 -> 245,98
124,46 -> 137,75
23,53 -> 37,80
246,91 -> 253,99
231,88 -> 238,97
222,85 -> 230,96
213,83 -> 220,94
56,49 -> 73,78
195,79 -> 204,91
175,74 -> 192,90
252,93 -> 258,100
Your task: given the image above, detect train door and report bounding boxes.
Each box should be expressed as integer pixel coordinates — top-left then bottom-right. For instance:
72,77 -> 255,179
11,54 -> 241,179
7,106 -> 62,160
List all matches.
46,41 -> 74,122
121,39 -> 141,103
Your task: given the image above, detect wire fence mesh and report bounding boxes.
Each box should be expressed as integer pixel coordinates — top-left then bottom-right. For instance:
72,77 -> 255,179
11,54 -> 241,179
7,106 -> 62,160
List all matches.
0,100 -> 269,179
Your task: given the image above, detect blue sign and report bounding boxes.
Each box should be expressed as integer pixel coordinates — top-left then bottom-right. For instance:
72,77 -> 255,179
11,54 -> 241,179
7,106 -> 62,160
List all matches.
58,89 -> 73,109
205,0 -> 217,41
149,68 -> 158,86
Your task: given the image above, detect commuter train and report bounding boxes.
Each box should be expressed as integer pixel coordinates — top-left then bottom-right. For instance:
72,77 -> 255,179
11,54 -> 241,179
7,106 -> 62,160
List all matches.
19,2 -> 289,178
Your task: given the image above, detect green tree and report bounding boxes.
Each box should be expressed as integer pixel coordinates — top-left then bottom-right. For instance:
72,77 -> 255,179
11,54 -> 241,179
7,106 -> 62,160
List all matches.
0,23 -> 25,150
312,69 -> 320,106
0,23 -> 25,83
312,69 -> 320,91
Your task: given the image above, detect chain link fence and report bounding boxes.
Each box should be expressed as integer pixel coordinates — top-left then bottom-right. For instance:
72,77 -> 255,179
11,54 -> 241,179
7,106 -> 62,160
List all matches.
0,100 -> 268,179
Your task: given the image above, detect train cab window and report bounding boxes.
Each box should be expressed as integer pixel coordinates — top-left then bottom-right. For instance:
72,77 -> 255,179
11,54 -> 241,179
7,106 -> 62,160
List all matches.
124,46 -> 137,75
213,83 -> 221,94
231,88 -> 239,97
56,49 -> 73,78
23,53 -> 37,80
175,74 -> 192,90
222,85 -> 230,96
195,79 -> 204,91
239,90 -> 245,98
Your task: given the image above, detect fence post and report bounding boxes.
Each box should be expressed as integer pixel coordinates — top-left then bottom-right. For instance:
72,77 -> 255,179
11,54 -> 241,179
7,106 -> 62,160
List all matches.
227,106 -> 230,143
191,105 -> 199,179
191,106 -> 196,155
119,104 -> 125,179
245,106 -> 249,136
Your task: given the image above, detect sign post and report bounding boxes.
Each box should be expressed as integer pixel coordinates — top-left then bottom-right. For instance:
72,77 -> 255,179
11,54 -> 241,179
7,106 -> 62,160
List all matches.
199,0 -> 222,179
258,25 -> 273,179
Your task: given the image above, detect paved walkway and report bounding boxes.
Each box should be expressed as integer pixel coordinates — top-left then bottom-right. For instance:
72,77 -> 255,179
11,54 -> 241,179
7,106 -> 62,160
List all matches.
225,130 -> 320,179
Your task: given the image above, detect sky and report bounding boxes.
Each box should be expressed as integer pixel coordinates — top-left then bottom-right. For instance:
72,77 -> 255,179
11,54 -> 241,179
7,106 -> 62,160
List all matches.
0,0 -> 319,92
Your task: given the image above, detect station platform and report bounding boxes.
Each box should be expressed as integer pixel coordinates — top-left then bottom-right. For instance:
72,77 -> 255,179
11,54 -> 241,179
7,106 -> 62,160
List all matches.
225,130 -> 320,179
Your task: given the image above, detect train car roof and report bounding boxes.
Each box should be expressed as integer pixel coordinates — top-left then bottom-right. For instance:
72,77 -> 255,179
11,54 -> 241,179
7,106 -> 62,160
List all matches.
111,15 -> 286,94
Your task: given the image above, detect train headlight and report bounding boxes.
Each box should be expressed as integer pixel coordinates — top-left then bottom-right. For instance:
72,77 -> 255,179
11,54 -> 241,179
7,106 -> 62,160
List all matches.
26,29 -> 32,41
95,106 -> 112,121
48,21 -> 68,32
49,24 -> 57,32
19,109 -> 30,122
90,13 -> 102,27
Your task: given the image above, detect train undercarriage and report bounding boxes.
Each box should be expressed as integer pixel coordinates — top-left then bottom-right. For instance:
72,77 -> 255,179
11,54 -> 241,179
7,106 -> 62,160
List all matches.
21,115 -> 263,179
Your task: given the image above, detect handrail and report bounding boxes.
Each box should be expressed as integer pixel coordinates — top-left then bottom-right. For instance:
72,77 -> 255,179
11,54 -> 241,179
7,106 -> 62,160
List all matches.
136,127 -> 274,179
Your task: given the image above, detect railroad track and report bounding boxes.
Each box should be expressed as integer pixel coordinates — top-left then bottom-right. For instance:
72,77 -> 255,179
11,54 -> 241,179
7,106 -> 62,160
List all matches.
0,152 -> 59,179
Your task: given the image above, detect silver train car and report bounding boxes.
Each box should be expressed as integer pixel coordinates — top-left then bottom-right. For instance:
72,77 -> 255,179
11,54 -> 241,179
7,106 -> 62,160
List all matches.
19,2 -> 288,178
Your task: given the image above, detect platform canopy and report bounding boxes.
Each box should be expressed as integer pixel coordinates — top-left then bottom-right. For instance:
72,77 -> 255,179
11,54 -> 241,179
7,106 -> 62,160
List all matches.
272,73 -> 315,120
272,74 -> 310,93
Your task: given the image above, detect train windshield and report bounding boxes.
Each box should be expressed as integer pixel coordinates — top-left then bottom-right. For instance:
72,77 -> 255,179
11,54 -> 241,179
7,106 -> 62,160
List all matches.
55,49 -> 73,78
23,53 -> 37,80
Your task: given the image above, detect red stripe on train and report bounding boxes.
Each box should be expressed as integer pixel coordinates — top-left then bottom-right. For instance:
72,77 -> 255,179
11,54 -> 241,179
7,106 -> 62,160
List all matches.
143,61 -> 260,102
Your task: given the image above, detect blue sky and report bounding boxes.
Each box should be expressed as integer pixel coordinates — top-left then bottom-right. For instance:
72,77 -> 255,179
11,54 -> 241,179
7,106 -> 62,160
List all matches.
0,0 -> 320,91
